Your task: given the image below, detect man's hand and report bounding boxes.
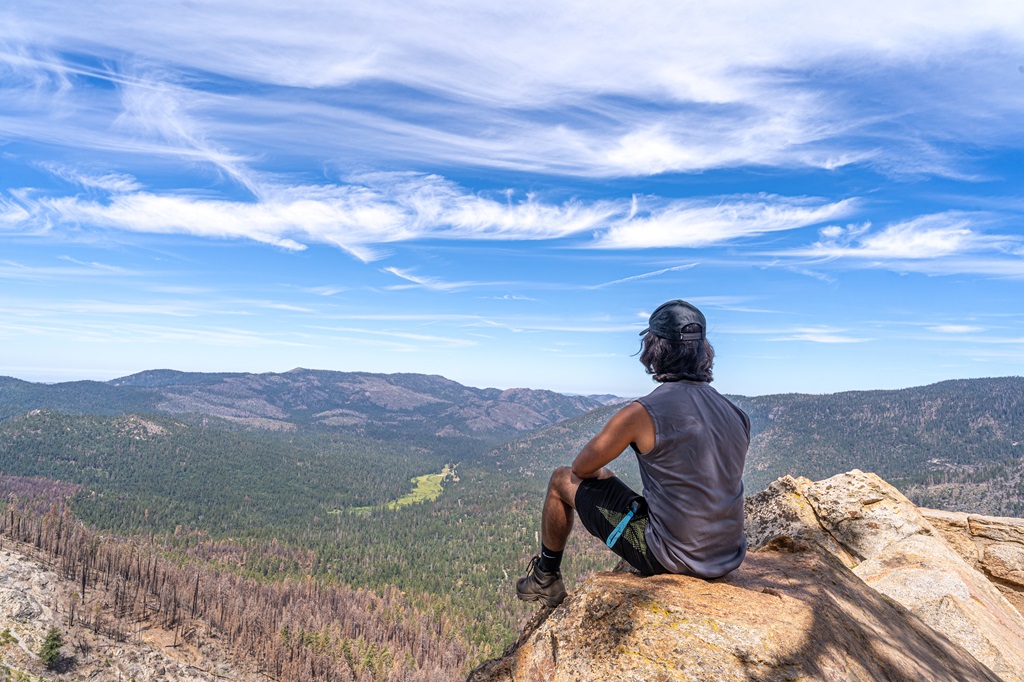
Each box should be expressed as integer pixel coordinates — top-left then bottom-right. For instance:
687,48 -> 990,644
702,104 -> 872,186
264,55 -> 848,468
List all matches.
571,402 -> 655,479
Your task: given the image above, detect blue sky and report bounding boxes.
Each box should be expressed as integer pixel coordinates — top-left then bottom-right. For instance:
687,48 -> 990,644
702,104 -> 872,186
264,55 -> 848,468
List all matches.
3,1 -> 1024,397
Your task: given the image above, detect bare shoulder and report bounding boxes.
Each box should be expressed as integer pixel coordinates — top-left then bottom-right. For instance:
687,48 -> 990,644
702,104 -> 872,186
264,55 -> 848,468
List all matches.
599,400 -> 645,427
615,400 -> 650,422
603,401 -> 655,453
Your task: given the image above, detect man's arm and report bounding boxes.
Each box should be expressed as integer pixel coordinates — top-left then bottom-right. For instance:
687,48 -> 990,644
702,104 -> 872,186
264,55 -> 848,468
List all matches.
571,402 -> 655,479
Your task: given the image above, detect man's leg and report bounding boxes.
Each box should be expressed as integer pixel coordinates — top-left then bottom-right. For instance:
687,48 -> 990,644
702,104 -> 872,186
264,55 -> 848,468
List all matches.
541,465 -> 614,551
517,465 -> 614,607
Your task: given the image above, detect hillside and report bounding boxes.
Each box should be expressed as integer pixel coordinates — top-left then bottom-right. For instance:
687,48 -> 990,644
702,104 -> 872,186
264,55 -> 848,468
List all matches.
1,369 -> 609,440
0,489 -> 465,681
0,410 -> 447,532
735,377 -> 1024,516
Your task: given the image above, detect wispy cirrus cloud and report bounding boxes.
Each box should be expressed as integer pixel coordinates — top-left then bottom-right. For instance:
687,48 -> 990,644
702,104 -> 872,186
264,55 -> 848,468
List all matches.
769,326 -> 874,344
795,213 -> 1008,260
5,169 -> 855,258
589,263 -> 699,288
595,196 -> 857,249
728,323 -> 874,344
5,2 -> 1024,180
771,212 -> 1024,278
380,267 -> 490,292
0,258 -> 139,280
928,324 -> 983,334
0,196 -> 31,228
305,325 -> 476,349
39,164 -> 142,193
0,297 -> 246,318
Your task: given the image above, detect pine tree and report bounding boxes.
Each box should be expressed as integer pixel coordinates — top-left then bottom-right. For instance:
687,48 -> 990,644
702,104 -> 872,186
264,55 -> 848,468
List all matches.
39,626 -> 63,669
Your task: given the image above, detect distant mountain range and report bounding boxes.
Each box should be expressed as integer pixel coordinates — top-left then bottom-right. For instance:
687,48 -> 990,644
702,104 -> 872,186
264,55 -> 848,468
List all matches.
0,368 -> 614,441
4,370 -> 1024,514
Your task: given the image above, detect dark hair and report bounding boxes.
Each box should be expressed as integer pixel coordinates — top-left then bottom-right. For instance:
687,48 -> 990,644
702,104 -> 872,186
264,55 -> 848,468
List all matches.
639,325 -> 714,383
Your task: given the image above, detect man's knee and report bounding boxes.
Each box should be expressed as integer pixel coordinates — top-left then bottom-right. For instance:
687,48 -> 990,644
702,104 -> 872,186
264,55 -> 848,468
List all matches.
548,466 -> 578,499
549,465 -> 572,488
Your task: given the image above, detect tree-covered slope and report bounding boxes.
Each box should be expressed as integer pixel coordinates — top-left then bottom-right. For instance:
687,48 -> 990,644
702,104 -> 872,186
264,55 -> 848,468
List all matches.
0,410 -> 448,534
2,369 -> 610,440
481,402 -> 643,490
732,376 -> 1024,495
0,376 -> 161,420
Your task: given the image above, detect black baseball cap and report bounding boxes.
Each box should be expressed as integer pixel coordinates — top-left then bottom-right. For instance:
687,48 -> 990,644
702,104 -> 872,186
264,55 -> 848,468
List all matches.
639,300 -> 706,341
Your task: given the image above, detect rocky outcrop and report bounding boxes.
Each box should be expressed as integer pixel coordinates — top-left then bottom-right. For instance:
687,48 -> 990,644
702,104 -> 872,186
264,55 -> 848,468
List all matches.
470,537 -> 999,681
746,470 -> 1024,682
473,470 -> 1024,682
922,508 -> 1024,618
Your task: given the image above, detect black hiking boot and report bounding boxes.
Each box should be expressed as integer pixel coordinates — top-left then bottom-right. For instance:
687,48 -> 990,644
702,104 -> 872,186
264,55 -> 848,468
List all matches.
515,556 -> 567,608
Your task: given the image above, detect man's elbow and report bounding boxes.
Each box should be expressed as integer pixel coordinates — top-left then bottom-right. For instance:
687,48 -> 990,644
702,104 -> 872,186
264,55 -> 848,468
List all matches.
571,462 -> 597,479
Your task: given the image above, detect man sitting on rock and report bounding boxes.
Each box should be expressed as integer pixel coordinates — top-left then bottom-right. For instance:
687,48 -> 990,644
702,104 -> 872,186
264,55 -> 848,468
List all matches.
516,299 -> 750,607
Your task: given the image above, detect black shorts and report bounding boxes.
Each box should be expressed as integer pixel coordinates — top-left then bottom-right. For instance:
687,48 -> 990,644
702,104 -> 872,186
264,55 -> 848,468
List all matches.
574,476 -> 667,576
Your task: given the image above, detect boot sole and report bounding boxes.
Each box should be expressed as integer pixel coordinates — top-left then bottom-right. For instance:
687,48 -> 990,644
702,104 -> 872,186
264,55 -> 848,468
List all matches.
515,589 -> 566,608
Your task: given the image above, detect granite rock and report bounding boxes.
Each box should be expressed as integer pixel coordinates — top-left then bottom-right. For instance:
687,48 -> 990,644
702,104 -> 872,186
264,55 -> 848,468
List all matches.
470,537 -> 1000,682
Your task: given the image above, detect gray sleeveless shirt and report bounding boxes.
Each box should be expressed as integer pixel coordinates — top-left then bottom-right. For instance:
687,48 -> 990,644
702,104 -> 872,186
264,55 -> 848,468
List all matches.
635,380 -> 749,578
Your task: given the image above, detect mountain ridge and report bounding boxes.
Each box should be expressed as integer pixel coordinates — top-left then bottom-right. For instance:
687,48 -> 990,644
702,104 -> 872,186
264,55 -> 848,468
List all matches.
2,368 -> 616,440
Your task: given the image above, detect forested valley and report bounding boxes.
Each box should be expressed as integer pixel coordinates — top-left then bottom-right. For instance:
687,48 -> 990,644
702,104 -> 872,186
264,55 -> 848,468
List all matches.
3,373 -> 1024,679
0,408 -> 623,678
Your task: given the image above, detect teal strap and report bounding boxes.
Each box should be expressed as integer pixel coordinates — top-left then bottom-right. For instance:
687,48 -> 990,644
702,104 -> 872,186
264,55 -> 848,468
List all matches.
606,501 -> 640,548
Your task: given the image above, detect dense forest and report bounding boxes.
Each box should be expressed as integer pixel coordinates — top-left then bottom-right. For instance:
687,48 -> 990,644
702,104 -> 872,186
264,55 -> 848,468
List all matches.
732,377 -> 1024,509
4,374 -> 1024,677
0,410 -> 621,671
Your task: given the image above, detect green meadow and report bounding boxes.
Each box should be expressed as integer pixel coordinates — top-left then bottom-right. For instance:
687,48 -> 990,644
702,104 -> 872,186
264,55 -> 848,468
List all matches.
342,464 -> 456,515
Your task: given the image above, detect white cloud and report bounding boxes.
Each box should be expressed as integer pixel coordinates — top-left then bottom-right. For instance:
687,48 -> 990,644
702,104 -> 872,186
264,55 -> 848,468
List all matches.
0,258 -> 139,280
113,70 -> 261,195
41,164 -> 142,193
483,294 -> 536,301
4,2 -> 1024,178
769,327 -> 874,344
0,198 -> 31,228
596,196 -> 857,249
303,286 -> 348,296
381,267 -> 484,292
928,324 -> 983,334
0,297 -> 244,318
305,325 -> 476,349
729,324 -> 873,343
590,263 -> 699,288
12,1 -> 1024,105
7,173 -> 854,257
792,212 -> 1018,261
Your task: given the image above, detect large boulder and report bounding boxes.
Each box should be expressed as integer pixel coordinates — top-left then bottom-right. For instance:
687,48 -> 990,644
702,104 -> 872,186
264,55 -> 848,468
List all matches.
922,508 -> 1024,618
746,470 -> 1024,682
469,537 -> 999,681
